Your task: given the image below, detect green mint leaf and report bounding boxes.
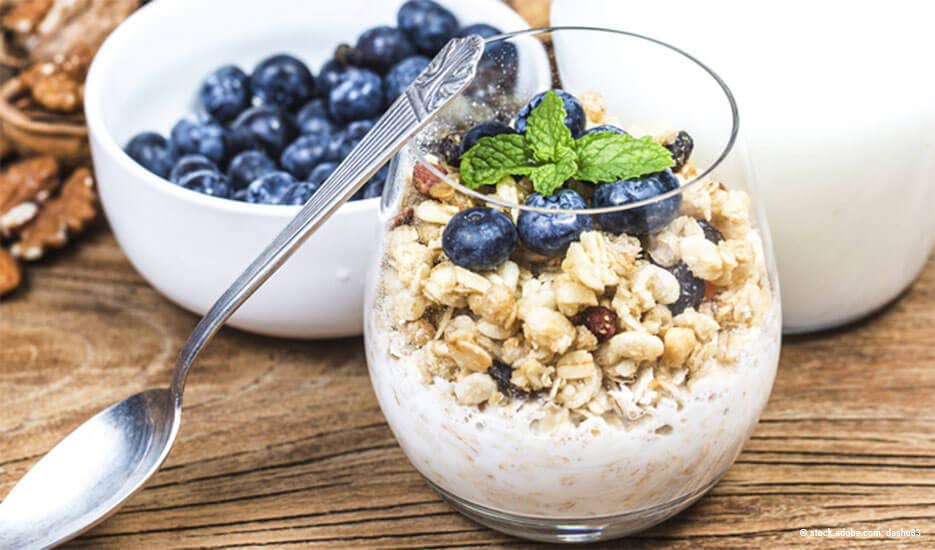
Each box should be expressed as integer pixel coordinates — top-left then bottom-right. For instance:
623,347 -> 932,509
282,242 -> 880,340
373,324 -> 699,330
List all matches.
525,90 -> 575,163
530,147 -> 577,196
460,133 -> 535,188
574,132 -> 674,183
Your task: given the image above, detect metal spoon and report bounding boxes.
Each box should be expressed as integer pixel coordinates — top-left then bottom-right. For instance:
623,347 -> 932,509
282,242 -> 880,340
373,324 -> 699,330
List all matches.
0,35 -> 483,549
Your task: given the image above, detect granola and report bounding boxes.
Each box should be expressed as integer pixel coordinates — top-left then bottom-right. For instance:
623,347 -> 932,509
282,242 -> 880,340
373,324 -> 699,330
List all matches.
374,92 -> 774,427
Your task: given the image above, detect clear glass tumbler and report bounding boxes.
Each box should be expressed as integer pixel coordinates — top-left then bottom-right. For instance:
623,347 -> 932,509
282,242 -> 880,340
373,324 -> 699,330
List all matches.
364,27 -> 782,543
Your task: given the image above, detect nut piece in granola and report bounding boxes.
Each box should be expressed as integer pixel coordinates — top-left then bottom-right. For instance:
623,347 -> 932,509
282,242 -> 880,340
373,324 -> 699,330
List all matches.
0,248 -> 21,296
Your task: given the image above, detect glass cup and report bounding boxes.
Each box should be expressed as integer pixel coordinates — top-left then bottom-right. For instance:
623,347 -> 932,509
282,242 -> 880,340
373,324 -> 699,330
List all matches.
363,27 -> 782,543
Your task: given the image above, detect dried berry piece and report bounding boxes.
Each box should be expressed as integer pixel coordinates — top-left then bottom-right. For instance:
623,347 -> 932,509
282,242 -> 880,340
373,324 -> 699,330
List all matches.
574,306 -> 618,343
664,130 -> 693,173
697,219 -> 724,243
11,167 -> 95,260
488,360 -> 532,399
389,207 -> 414,229
438,132 -> 462,167
667,261 -> 706,315
0,248 -> 21,296
412,162 -> 446,195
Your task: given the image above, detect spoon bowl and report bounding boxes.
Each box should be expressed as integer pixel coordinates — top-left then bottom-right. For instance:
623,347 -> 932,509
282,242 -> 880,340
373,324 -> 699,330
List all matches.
0,389 -> 179,548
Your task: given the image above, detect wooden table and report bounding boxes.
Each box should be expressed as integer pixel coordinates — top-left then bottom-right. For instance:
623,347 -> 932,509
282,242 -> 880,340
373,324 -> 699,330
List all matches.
1,218 -> 933,549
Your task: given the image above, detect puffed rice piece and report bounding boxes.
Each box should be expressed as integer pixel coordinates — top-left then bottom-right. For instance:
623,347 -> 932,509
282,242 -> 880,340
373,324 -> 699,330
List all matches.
641,305 -> 673,335
595,331 -> 665,367
715,279 -> 770,328
517,278 -> 557,319
714,238 -> 757,287
387,226 -> 434,285
561,231 -> 622,292
712,188 -> 752,239
468,283 -> 517,328
455,373 -> 497,405
662,327 -> 698,367
673,309 -> 720,342
631,264 -> 681,309
648,216 -> 705,267
554,274 -> 599,317
511,356 -> 554,391
680,235 -> 723,281
522,306 -> 576,355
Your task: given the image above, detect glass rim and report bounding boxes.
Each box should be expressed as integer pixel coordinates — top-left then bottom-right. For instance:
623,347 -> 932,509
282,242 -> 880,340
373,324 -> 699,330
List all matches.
413,26 -> 740,216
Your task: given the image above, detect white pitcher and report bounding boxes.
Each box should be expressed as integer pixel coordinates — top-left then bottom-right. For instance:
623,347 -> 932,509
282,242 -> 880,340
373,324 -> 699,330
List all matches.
552,0 -> 935,333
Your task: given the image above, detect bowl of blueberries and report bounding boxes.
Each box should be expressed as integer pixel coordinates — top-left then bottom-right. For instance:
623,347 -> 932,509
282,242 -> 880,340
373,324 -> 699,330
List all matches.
84,0 -> 529,338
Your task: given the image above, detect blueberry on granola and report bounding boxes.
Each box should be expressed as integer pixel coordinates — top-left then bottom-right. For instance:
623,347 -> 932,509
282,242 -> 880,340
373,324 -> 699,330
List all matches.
280,134 -> 329,180
442,207 -> 517,271
355,26 -> 416,74
460,121 -> 516,161
664,130 -> 693,173
582,124 -> 627,136
517,190 -> 593,257
246,171 -> 297,205
514,89 -> 586,137
170,119 -> 227,165
170,154 -> 218,184
328,69 -> 383,124
397,0 -> 459,55
200,65 -> 250,123
592,170 -> 682,235
125,132 -> 175,178
227,150 -> 276,191
250,54 -> 316,111
231,106 -> 298,158
667,261 -> 706,315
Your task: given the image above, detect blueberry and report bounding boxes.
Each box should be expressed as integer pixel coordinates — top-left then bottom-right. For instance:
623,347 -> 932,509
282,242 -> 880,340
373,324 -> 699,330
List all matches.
384,55 -> 429,104
455,23 -> 502,39
199,65 -> 250,123
245,171 -> 297,204
582,124 -> 627,136
280,134 -> 329,180
326,119 -> 374,161
328,69 -> 383,124
438,132 -> 462,167
281,181 -> 320,205
170,119 -> 226,165
125,132 -> 175,177
351,165 -> 387,201
667,261 -> 706,315
170,154 -> 218,184
397,0 -> 459,55
231,106 -> 298,158
223,125 -> 260,157
355,26 -> 415,74
233,188 -> 248,201
592,170 -> 682,235
295,99 -> 334,137
179,170 -> 232,199
517,190 -> 592,257
665,130 -> 693,173
307,162 -> 337,185
227,150 -> 276,190
697,219 -> 724,243
514,90 -> 586,137
317,58 -> 349,97
442,207 -> 517,270
460,121 -> 515,159
250,54 -> 316,110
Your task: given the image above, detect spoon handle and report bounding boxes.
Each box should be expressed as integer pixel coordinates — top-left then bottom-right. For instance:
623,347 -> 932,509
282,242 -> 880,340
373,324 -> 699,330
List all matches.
169,35 -> 484,404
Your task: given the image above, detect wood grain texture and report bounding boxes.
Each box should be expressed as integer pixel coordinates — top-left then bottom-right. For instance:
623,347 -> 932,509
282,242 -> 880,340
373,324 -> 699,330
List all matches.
1,219 -> 933,549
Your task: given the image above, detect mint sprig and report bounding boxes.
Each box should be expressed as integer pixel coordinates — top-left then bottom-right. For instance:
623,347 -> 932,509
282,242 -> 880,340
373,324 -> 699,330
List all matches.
459,91 -> 675,195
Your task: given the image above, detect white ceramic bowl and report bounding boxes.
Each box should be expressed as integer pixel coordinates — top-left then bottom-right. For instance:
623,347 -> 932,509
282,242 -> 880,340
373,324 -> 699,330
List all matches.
85,0 -> 529,338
